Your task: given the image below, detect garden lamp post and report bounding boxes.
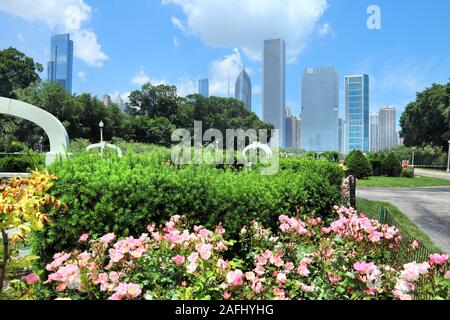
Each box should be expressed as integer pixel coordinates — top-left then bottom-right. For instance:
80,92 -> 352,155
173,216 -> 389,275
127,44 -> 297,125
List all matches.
99,121 -> 104,157
447,140 -> 450,173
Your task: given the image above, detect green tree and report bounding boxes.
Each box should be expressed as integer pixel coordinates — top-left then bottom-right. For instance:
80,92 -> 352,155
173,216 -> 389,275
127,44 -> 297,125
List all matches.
383,152 -> 402,177
345,150 -> 372,179
400,81 -> 450,151
123,116 -> 175,147
0,47 -> 43,98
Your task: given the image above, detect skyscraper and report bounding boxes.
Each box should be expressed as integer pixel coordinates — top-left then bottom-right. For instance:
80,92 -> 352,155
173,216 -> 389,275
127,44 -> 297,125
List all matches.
47,34 -> 73,93
116,95 -> 125,113
338,118 -> 344,154
103,94 -> 112,107
379,106 -> 398,151
345,74 -> 370,152
369,113 -> 380,152
263,38 -> 286,147
198,78 -> 209,97
235,67 -> 252,110
300,67 -> 339,152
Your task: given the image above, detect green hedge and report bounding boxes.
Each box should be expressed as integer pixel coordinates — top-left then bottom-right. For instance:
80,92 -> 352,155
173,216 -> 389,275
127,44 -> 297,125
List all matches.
0,154 -> 45,172
32,153 -> 343,268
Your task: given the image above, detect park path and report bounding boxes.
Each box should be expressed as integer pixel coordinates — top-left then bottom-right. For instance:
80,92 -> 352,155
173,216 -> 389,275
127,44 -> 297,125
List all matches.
357,186 -> 450,253
414,168 -> 450,181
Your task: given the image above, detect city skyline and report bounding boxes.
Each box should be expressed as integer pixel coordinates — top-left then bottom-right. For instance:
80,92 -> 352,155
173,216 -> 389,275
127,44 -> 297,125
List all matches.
2,1 -> 449,129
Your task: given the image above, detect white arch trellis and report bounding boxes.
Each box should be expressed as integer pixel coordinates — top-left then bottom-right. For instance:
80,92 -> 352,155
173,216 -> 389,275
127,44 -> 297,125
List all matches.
0,97 -> 71,165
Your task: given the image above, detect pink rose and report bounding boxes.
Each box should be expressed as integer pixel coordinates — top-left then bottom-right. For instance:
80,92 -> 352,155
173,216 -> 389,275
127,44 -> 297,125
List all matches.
226,270 -> 243,287
429,253 -> 448,265
353,262 -> 376,274
172,255 -> 185,265
24,273 -> 39,285
79,233 -> 89,242
276,272 -> 287,283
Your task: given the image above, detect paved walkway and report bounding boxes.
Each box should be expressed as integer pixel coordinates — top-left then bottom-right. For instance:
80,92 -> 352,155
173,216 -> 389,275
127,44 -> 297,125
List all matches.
415,168 -> 450,181
357,186 -> 450,253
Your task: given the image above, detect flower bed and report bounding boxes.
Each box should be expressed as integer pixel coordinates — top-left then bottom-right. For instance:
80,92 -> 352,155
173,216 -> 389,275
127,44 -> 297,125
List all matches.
34,207 -> 449,300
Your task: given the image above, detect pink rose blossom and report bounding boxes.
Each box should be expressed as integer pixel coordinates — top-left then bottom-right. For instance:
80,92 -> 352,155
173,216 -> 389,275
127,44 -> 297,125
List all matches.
79,233 -> 89,242
172,255 -> 185,265
24,273 -> 39,285
429,253 -> 448,265
353,262 -> 376,274
276,272 -> 287,283
226,270 -> 244,287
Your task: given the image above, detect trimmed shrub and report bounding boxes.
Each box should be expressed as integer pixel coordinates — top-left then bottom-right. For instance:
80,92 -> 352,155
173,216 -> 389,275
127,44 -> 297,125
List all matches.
383,152 -> 402,177
32,153 -> 343,269
344,150 -> 372,179
400,166 -> 415,178
369,159 -> 383,176
0,154 -> 45,172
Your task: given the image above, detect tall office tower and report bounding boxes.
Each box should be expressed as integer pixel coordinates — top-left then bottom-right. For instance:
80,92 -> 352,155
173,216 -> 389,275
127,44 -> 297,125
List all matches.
284,107 -> 294,148
296,117 -> 301,148
198,78 -> 209,97
116,95 -> 125,113
47,34 -> 73,93
345,74 -> 370,152
338,118 -> 344,154
263,38 -> 286,147
369,113 -> 380,152
379,106 -> 398,151
300,67 -> 339,152
235,67 -> 252,110
103,95 -> 112,107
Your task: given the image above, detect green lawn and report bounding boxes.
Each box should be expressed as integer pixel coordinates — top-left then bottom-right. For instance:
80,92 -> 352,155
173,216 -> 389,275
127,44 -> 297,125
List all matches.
357,175 -> 450,188
356,198 -> 442,252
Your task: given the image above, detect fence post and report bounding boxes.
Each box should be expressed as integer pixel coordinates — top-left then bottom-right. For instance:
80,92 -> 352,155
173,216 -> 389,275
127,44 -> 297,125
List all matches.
348,175 -> 356,209
379,207 -> 385,223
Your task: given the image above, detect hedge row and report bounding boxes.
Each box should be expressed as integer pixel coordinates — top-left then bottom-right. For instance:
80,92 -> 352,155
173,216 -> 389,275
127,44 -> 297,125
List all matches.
0,154 -> 45,172
32,153 -> 344,268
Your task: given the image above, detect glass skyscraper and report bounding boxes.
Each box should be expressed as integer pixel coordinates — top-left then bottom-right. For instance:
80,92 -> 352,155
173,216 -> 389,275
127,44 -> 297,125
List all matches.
300,67 -> 339,152
369,113 -> 380,152
198,78 -> 209,97
47,34 -> 73,93
345,74 -> 370,152
235,67 -> 251,111
379,106 -> 398,151
263,38 -> 286,147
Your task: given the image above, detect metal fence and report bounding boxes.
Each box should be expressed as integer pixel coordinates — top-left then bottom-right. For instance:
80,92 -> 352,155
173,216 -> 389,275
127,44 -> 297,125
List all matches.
378,207 -> 433,300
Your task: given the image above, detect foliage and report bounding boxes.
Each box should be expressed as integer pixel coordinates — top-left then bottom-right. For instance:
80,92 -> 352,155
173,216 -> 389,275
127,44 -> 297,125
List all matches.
31,154 -> 342,270
345,150 -> 372,179
0,154 -> 45,172
400,167 -> 415,178
383,152 -> 402,177
0,47 -> 43,99
356,175 -> 450,188
0,172 -> 60,293
36,209 -> 449,300
400,81 -> 450,151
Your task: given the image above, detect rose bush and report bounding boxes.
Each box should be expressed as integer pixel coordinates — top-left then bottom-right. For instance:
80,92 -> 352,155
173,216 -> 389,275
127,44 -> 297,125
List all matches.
39,208 -> 449,300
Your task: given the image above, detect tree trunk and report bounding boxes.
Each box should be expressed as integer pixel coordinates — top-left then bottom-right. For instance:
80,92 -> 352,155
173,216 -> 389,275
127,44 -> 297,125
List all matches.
0,230 -> 9,292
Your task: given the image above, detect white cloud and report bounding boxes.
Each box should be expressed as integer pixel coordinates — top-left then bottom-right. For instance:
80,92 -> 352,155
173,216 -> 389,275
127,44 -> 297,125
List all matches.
77,70 -> 87,81
208,48 -> 243,97
173,36 -> 180,47
0,0 -> 108,67
110,91 -> 131,104
17,33 -> 24,42
318,22 -> 334,38
175,76 -> 197,96
131,68 -> 167,87
162,0 -> 329,62
72,30 -> 108,67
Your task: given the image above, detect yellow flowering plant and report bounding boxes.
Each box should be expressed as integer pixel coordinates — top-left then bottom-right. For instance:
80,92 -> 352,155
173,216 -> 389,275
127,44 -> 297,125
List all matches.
0,171 -> 61,293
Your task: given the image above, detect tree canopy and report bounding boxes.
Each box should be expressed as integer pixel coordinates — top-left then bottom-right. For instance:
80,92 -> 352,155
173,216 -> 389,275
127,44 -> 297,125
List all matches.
400,81 -> 450,151
0,47 -> 43,98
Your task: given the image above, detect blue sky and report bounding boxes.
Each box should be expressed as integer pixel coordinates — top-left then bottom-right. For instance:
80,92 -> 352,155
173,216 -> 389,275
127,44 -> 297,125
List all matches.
1,0 -> 449,126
